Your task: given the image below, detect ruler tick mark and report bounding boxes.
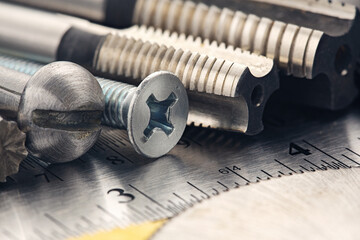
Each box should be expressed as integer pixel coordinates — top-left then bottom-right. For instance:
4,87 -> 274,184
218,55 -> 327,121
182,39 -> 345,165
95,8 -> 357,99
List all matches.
225,167 -> 250,183
45,213 -> 75,236
303,140 -> 350,168
173,193 -> 192,207
274,159 -> 297,173
346,148 -> 360,158
129,184 -> 172,213
261,170 -> 273,178
342,154 -> 360,165
187,182 -> 210,199
217,181 -> 229,192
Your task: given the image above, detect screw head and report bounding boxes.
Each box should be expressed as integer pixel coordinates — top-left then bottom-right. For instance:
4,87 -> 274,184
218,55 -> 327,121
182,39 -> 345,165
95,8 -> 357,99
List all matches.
17,62 -> 105,163
127,71 -> 188,158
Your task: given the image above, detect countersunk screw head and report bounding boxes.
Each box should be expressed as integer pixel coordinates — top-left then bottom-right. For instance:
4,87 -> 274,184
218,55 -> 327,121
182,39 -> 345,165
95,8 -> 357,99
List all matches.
127,71 -> 188,158
17,62 -> 105,163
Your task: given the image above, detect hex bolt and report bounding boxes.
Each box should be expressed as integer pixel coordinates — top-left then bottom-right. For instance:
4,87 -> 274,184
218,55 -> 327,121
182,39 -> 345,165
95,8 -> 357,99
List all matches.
0,62 -> 105,163
0,116 -> 27,182
0,3 -> 278,134
0,54 -> 189,158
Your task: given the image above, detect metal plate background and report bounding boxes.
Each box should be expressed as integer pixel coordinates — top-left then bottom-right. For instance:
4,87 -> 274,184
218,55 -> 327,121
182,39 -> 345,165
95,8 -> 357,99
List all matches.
0,96 -> 359,240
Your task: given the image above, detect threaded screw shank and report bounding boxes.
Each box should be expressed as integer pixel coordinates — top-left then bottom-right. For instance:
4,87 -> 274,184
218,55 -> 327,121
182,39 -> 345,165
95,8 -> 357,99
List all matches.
95,34 -> 246,97
132,0 -> 324,79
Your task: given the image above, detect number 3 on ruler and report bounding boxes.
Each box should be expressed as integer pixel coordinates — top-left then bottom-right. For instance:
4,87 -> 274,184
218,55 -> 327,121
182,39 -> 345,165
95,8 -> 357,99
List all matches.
107,188 -> 135,203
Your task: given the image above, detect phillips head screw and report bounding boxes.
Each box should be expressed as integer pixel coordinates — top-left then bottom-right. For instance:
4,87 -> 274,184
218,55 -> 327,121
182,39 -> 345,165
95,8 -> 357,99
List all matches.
99,72 -> 188,158
0,55 -> 189,158
0,62 -> 105,163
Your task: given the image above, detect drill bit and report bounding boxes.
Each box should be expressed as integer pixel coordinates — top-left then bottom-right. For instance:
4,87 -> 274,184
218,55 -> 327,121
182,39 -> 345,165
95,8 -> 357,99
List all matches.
0,116 -> 27,182
0,2 -> 279,134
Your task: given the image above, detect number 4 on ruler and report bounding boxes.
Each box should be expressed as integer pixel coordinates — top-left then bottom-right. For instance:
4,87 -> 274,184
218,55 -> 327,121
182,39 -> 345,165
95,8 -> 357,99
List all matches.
289,143 -> 311,156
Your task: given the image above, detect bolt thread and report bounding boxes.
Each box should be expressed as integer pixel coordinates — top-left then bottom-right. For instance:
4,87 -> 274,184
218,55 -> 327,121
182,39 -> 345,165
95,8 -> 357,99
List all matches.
95,34 -> 247,97
121,25 -> 274,78
98,78 -> 136,129
132,0 -> 324,79
0,54 -> 135,130
0,53 -> 41,75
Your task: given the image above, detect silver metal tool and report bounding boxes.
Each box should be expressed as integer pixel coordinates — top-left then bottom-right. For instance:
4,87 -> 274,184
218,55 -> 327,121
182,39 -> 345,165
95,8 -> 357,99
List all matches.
0,2 -> 279,134
3,0 -> 358,110
130,0 -> 360,110
0,62 -> 104,163
0,54 -> 189,158
99,73 -> 189,159
0,116 -> 27,182
0,79 -> 359,239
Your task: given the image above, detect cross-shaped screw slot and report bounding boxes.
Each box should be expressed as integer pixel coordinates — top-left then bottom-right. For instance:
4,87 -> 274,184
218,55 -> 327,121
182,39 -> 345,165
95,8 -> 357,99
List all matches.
144,92 -> 178,140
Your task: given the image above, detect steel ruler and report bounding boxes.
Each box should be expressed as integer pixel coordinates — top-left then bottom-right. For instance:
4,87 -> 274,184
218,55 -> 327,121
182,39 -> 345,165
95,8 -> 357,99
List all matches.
0,92 -> 359,239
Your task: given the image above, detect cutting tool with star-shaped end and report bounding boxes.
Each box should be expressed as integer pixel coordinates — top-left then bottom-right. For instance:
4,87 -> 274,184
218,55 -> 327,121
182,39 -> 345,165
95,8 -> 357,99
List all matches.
0,116 -> 27,182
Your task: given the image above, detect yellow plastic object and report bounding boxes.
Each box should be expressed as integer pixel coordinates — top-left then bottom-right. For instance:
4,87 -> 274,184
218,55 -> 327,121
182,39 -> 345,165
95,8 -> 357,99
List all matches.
69,219 -> 167,240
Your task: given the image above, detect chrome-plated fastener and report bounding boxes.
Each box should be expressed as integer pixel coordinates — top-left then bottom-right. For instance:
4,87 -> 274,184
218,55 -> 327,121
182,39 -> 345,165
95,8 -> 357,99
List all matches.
94,33 -> 277,134
0,62 -> 104,163
0,116 -> 27,182
131,0 -> 360,110
0,54 -> 189,158
0,2 -> 279,134
99,72 -> 188,158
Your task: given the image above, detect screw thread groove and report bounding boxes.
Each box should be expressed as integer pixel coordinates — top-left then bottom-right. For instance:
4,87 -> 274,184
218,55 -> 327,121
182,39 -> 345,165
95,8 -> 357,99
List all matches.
0,54 -> 136,130
0,54 -> 41,75
133,0 -> 324,78
97,78 -> 136,129
95,34 -> 246,97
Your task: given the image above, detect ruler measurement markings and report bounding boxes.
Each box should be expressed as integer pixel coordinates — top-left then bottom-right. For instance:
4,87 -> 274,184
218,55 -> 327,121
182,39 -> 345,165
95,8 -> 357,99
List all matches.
225,167 -> 250,183
261,170 -> 273,178
190,194 -> 202,203
30,159 -> 64,181
173,193 -> 193,207
303,140 -> 351,168
217,181 -> 230,192
168,200 -> 184,213
346,148 -> 360,157
212,188 -> 220,196
127,205 -> 148,222
128,184 -> 173,214
303,158 -> 324,171
342,154 -> 360,165
274,159 -> 297,173
187,182 -> 210,199
96,204 -> 125,226
104,132 -> 127,147
99,141 -> 134,164
44,213 -> 76,236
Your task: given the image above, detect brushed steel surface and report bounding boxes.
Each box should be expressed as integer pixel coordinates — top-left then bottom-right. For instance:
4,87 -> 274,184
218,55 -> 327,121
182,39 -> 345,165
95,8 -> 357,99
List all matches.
0,96 -> 359,239
4,0 -> 106,22
0,2 -> 73,62
155,167 -> 360,240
